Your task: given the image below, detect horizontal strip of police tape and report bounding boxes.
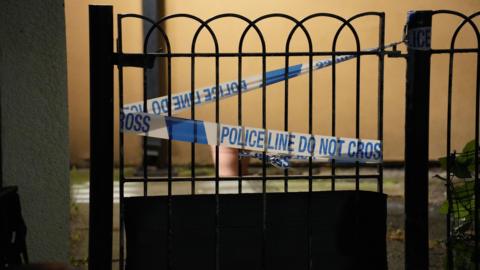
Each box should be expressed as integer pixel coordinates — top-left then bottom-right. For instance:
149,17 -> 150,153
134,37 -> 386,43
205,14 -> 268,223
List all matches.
123,42 -> 402,116
120,111 -> 382,164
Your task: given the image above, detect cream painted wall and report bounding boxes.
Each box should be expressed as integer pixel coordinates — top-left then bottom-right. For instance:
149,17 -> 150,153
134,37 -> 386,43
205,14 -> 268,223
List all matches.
67,0 -> 480,165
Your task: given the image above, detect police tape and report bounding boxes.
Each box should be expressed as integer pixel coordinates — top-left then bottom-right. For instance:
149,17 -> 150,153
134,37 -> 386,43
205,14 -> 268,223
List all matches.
120,111 -> 382,163
239,151 -> 290,169
239,150 -> 375,169
123,42 -> 401,116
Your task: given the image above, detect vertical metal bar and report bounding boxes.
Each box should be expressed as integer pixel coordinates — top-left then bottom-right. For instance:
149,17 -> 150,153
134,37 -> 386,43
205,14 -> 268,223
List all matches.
215,52 -> 220,270
404,10 -> 432,270
355,48 -> 361,191
331,49 -> 336,191
474,48 -> 480,270
191,53 -> 196,195
117,15 -> 125,270
88,5 -> 113,270
377,14 -> 385,193
142,53 -> 148,197
238,52 -> 243,194
262,49 -> 267,270
284,52 -> 289,193
308,56 -> 313,192
446,42 -> 454,270
141,9 -> 154,196
307,50 -> 313,270
167,54 -> 173,270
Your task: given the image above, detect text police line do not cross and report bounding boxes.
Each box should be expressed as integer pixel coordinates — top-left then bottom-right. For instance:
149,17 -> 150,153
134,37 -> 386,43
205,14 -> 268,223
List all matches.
120,111 -> 382,163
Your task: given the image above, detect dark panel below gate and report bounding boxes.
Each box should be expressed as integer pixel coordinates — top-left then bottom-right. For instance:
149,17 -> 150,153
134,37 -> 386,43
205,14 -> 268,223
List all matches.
124,191 -> 387,270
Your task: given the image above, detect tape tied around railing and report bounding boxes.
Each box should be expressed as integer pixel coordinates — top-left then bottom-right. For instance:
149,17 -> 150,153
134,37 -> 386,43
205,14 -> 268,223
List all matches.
239,151 -> 290,169
238,150 -> 372,169
120,111 -> 382,164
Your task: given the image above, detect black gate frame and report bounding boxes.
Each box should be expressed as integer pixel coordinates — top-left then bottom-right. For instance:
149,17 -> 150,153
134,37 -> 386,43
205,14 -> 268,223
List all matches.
88,5 -> 480,270
405,10 -> 480,270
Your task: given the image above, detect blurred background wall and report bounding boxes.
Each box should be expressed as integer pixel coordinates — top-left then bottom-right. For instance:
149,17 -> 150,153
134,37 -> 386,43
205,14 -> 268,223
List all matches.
66,0 -> 480,166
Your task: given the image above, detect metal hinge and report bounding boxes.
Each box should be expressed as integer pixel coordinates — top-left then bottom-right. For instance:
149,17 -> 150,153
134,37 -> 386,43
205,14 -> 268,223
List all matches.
112,53 -> 156,68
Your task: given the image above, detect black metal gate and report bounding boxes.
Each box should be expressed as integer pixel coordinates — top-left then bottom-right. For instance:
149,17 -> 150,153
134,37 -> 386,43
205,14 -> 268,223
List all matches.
434,11 -> 480,270
88,6 -> 479,270
404,11 -> 480,270
406,10 -> 480,269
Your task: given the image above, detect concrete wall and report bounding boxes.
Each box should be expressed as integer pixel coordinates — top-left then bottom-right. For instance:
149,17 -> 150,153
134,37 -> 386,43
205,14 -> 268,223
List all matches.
0,0 -> 70,263
66,0 -> 480,165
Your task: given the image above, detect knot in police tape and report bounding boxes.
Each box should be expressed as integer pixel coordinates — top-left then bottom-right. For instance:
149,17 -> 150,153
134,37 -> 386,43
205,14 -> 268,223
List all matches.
239,151 -> 290,169
119,42 -> 404,167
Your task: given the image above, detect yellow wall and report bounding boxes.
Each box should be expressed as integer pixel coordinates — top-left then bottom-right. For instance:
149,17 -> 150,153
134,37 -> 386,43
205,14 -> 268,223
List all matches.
66,0 -> 480,166
66,0 -> 143,166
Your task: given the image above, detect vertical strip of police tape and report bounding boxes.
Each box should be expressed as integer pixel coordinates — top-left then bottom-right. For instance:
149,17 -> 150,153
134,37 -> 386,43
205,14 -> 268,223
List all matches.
89,5 -> 114,270
404,10 -> 432,270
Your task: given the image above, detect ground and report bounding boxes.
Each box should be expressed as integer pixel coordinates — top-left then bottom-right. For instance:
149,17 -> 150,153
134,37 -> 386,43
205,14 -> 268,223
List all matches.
69,166 -> 448,270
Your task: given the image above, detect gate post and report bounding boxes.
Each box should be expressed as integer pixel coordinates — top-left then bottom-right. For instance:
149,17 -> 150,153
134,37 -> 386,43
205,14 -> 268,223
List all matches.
88,5 -> 114,270
404,10 -> 432,270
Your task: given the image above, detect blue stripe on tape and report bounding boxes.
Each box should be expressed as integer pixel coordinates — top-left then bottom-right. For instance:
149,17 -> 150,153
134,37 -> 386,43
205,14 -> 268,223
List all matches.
263,63 -> 303,86
165,117 -> 208,144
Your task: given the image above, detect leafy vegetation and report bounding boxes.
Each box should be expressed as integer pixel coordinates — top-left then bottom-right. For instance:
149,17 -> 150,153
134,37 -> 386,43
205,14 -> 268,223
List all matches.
436,140 -> 479,269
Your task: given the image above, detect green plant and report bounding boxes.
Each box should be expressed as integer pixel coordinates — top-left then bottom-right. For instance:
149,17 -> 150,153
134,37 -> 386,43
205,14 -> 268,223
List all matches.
436,140 -> 479,269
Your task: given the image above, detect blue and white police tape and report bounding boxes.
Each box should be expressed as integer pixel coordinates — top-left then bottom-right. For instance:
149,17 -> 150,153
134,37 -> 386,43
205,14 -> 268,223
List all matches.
123,42 -> 401,116
239,151 -> 372,169
120,111 -> 382,163
239,151 -> 290,169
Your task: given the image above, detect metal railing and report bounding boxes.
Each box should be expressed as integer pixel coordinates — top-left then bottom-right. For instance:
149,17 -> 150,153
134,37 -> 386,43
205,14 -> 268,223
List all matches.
87,5 -> 480,270
116,11 -> 387,270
